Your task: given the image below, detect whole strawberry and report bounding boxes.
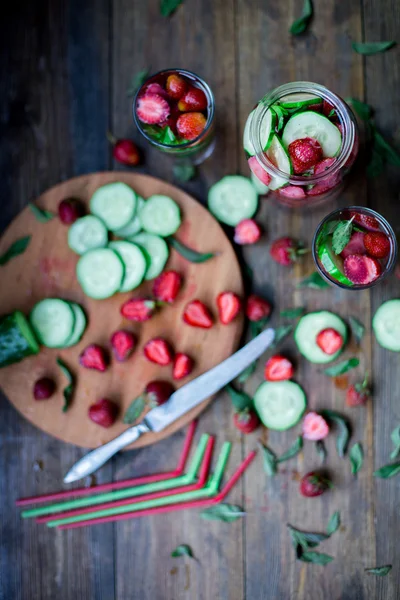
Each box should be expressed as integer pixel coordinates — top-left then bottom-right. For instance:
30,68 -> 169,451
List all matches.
234,219 -> 261,245
176,112 -> 207,140
58,198 -> 84,224
363,231 -> 391,259
88,398 -> 118,428
346,374 -> 370,407
288,137 -> 323,174
233,409 -> 260,434
270,237 -> 306,266
300,471 -> 331,498
107,132 -> 140,166
246,295 -> 272,322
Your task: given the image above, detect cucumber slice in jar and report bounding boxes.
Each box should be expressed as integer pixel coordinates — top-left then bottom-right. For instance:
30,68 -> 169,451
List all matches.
64,303 -> 87,347
372,299 -> 400,352
282,111 -> 342,157
131,233 -> 169,281
108,241 -> 147,292
280,93 -> 322,110
266,135 -> 292,190
30,299 -> 76,348
208,175 -> 258,226
294,311 -> 348,364
77,248 -> 125,299
90,182 -> 137,232
114,196 -> 145,238
243,108 -> 275,156
254,381 -> 307,430
68,215 -> 108,255
139,195 -> 181,237
0,311 -> 39,367
317,238 -> 353,287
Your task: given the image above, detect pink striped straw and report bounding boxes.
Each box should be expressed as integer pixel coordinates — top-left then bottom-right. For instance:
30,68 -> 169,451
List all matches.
16,420 -> 197,506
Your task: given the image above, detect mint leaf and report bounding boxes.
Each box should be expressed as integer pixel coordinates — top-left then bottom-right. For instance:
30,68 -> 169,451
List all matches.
173,162 -> 196,182
171,544 -> 195,559
29,203 -> 54,222
367,145 -> 385,178
287,524 -> 329,550
127,67 -> 150,97
289,0 -> 313,35
373,128 -> 400,167
320,409 -> 351,457
323,357 -> 359,377
56,357 -> 75,413
271,324 -> 293,347
349,316 -> 365,344
272,104 -> 289,131
373,462 -> 400,478
331,219 -> 354,254
167,236 -> 214,263
352,41 -> 396,55
237,361 -> 257,383
345,98 -> 373,121
328,109 -> 336,118
141,123 -> 164,140
259,442 -> 278,476
160,0 -> 184,17
280,307 -> 305,319
315,440 -> 327,463
365,565 -> 392,576
299,551 -> 334,565
390,425 -> 400,460
0,236 -> 31,266
297,272 -> 330,289
123,395 -> 146,424
160,125 -> 180,145
225,384 -> 253,411
326,511 -> 340,536
250,317 -> 270,338
277,436 -> 303,463
349,442 -> 364,475
200,504 -> 245,522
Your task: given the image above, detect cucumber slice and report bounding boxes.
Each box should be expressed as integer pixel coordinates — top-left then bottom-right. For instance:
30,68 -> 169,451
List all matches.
115,196 -> 145,238
318,239 -> 353,286
139,195 -> 181,237
251,172 -> 269,195
90,182 -> 137,231
77,248 -> 124,299
243,109 -> 275,156
295,311 -> 347,364
266,135 -> 292,190
282,111 -> 342,157
30,299 -> 75,348
0,311 -> 39,367
208,176 -> 258,226
372,299 -> 400,352
280,93 -> 322,110
108,241 -> 147,292
64,303 -> 87,347
254,381 -> 306,431
131,233 -> 169,280
68,215 -> 108,256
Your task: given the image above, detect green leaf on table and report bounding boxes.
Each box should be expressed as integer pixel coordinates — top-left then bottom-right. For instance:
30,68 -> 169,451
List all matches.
332,219 -> 354,255
250,317 -> 270,339
299,551 -> 334,565
123,395 -> 146,424
259,442 -> 278,476
237,361 -> 257,383
173,162 -> 196,182
29,203 -> 54,222
390,425 -> 400,460
326,511 -> 341,536
349,442 -> 364,475
167,236 -> 214,263
365,565 -> 392,576
320,409 -> 351,457
200,504 -> 246,522
373,128 -> 400,167
315,440 -> 328,463
324,358 -> 359,377
160,0 -> 184,17
367,146 -> 385,178
277,436 -> 303,463
296,272 -> 330,289
127,67 -> 150,97
287,524 -> 329,550
373,462 -> 400,479
271,324 -> 293,347
0,236 -> 31,266
280,307 -> 305,319
56,357 -> 75,413
349,316 -> 365,344
352,41 -> 396,55
171,544 -> 195,559
225,384 -> 253,411
345,98 -> 373,121
289,0 -> 313,35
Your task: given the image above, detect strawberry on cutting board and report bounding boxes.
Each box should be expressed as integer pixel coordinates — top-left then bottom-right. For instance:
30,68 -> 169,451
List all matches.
183,300 -> 213,329
216,292 -> 241,325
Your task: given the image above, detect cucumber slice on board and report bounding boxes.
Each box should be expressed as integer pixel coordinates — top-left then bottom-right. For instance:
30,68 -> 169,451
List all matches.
254,381 -> 306,431
114,196 -> 145,238
266,135 -> 292,190
68,215 -> 108,255
108,241 -> 147,292
208,176 -> 258,226
372,299 -> 400,352
64,303 -> 87,347
282,111 -> 342,157
251,172 -> 269,195
0,311 -> 39,367
280,93 -> 322,110
90,182 -> 137,231
243,109 -> 275,156
77,248 -> 125,299
30,299 -> 76,348
139,195 -> 181,237
295,311 -> 347,364
131,233 -> 169,280
318,238 -> 353,287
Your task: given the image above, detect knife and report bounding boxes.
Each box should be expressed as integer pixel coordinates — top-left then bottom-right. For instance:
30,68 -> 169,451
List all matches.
64,327 -> 275,483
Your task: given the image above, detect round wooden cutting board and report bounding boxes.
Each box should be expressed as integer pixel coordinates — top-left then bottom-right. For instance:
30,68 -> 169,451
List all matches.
0,172 -> 244,449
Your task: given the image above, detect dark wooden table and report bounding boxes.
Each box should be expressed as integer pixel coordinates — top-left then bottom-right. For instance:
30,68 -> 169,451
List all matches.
1,1 -> 399,598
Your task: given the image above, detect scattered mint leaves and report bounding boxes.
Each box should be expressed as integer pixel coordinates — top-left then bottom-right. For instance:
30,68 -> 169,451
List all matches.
332,219 -> 354,255
373,127 -> 400,167
390,425 -> 400,460
299,551 -> 334,565
123,395 -> 146,424
271,324 -> 293,347
160,0 -> 184,17
167,237 -> 214,263
259,442 -> 278,476
349,442 -> 364,475
326,511 -> 341,536
0,236 -> 31,266
373,462 -> 400,479
289,0 -> 313,35
280,307 -> 305,319
171,544 -> 195,559
320,410 -> 351,457
56,357 -> 75,413
200,504 -> 245,522
141,124 -> 181,146
349,316 -> 365,344
297,272 -> 330,289
277,436 -> 303,463
127,68 -> 150,97
225,384 -> 253,411
352,41 -> 396,55
29,203 -> 54,222
324,358 -> 360,377
315,440 -> 328,464
345,98 -> 373,121
365,565 -> 392,576
287,525 -> 329,550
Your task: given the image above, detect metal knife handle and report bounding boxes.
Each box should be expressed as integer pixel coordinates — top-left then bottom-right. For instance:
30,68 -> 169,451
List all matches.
63,422 -> 151,483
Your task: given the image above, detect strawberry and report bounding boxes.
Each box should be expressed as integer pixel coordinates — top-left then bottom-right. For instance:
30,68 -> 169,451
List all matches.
176,112 -> 207,141
110,330 -> 136,361
248,155 -> 272,187
33,377 -> 55,400
349,211 -> 380,231
112,138 -> 140,166
302,412 -> 329,441
58,198 -> 84,224
136,94 -> 170,125
363,231 -> 391,259
177,86 -> 207,112
216,292 -> 241,325
313,157 -> 336,175
307,158 -> 340,196
340,232 -> 366,259
121,298 -> 156,322
143,338 -> 173,365
316,328 -> 343,355
344,254 -> 382,285
346,374 -> 370,407
278,186 -> 306,199
79,344 -> 108,372
152,271 -> 182,303
246,295 -> 272,322
233,409 -> 260,434
288,137 -> 323,174
270,237 -> 306,266
165,74 -> 187,100
145,380 -> 174,407
173,353 -> 194,380
88,398 -> 118,428
264,355 -> 294,381
234,219 -> 261,245
144,82 -> 167,97
300,471 -> 331,498
183,300 -> 213,328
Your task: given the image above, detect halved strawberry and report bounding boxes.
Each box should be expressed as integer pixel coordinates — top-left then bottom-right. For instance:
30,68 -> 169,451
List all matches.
177,86 -> 207,111
246,295 -> 271,322
248,156 -> 272,187
233,409 -> 260,434
136,94 -> 170,125
278,186 -> 306,199
183,300 -> 213,328
264,355 -> 294,381
165,74 -> 187,100
152,271 -> 182,303
216,292 -> 241,325
288,137 -> 323,174
316,328 -> 343,355
349,211 -> 380,231
363,231 -> 391,259
173,353 -> 194,380
143,338 -> 173,365
314,157 -> 336,175
143,82 -> 167,97
340,232 -> 366,259
121,298 -> 156,321
79,344 -> 108,372
176,112 -> 207,140
110,330 -> 136,361
344,254 -> 382,285
234,219 -> 261,245
302,412 -> 329,441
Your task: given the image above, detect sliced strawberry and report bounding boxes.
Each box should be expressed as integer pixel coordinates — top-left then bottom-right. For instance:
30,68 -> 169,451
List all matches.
340,232 -> 366,259
176,112 -> 207,140
143,338 -> 173,365
234,219 -> 261,245
121,298 -> 156,322
248,156 -> 272,187
233,409 -> 260,434
363,231 -> 391,259
302,412 -> 329,441
316,328 -> 343,355
136,94 -> 170,125
177,86 -> 207,111
152,271 -> 182,303
165,74 -> 187,100
307,175 -> 340,196
88,398 -> 118,428
264,355 -> 294,381
216,292 -> 241,325
288,137 -> 323,174
278,186 -> 306,199
183,300 -> 213,328
79,344 -> 108,372
173,353 -> 194,380
110,330 -> 136,361
344,254 -> 382,285
349,211 -> 380,231
314,157 -> 336,175
144,82 -> 167,97
246,295 -> 271,322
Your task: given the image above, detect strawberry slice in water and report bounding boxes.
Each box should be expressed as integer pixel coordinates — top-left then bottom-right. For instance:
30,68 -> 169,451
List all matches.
279,186 -> 306,199
136,94 -> 170,125
348,211 -> 380,231
344,254 -> 382,285
340,232 -> 366,259
248,156 -> 272,187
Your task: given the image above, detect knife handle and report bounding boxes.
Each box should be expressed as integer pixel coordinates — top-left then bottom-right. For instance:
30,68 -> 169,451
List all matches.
63,422 -> 151,483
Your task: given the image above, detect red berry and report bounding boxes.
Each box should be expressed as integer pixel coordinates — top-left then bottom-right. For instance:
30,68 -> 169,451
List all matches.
216,292 -> 242,325
144,82 -> 167,97
363,231 -> 391,259
121,298 -> 156,322
314,157 -> 336,175
270,237 -> 304,266
300,471 -> 331,498
33,377 -> 56,400
58,198 -> 84,224
152,271 -> 182,303
344,254 -> 382,285
288,137 -> 323,174
143,338 -> 173,365
145,380 -> 174,407
173,353 -> 194,380
340,232 -> 367,259
177,86 -> 207,112
278,186 -> 306,199
248,156 -> 272,187
79,344 -> 108,372
233,409 -> 260,434
346,375 -> 370,407
176,112 -> 207,141
110,330 -> 136,361
302,412 -> 329,441
88,398 -> 118,428
112,139 -> 140,166
183,300 -> 213,329
264,355 -> 294,381
349,211 -> 380,231
165,74 -> 187,100
136,94 -> 170,125
246,295 -> 271,322
316,328 -> 344,355
234,219 -> 261,245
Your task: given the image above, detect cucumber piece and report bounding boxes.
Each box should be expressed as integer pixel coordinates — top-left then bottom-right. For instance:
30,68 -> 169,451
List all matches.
90,182 -> 137,232
0,311 -> 39,367
251,172 -> 269,195
266,135 -> 292,190
77,248 -> 124,299
68,215 -> 108,256
318,238 -> 353,286
254,381 -> 306,431
30,299 -> 75,348
282,111 -> 342,157
108,241 -> 147,292
208,176 -> 258,226
295,311 -> 347,364
139,195 -> 181,237
243,108 -> 275,156
64,303 -> 87,347
372,299 -> 400,352
280,93 -> 322,110
114,196 -> 145,238
131,233 -> 169,280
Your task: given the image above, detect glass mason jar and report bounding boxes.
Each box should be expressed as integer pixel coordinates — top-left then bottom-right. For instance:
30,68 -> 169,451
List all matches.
245,82 -> 359,208
133,68 -> 215,165
312,206 -> 397,290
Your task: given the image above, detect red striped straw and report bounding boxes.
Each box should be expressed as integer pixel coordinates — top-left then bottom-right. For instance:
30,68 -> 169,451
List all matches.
58,449 -> 256,530
37,436 -> 215,524
16,420 -> 197,506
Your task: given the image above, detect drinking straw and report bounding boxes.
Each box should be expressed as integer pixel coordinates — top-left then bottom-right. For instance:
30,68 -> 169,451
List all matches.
37,436 -> 215,525
21,432 -> 209,519
57,449 -> 256,530
16,420 -> 197,506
